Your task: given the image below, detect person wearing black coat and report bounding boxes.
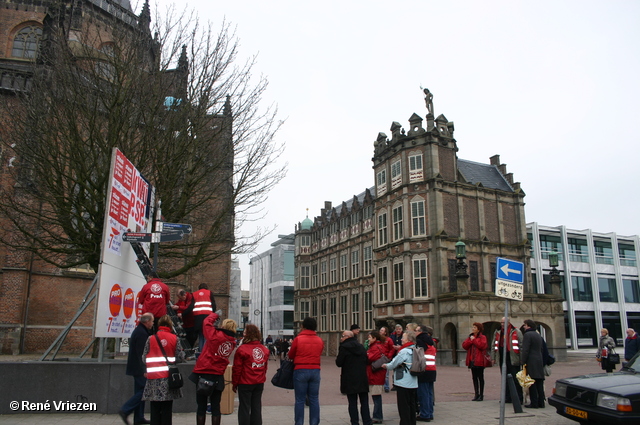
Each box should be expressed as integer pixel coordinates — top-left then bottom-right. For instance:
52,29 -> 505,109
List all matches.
521,319 -> 545,409
336,330 -> 372,425
119,313 -> 154,425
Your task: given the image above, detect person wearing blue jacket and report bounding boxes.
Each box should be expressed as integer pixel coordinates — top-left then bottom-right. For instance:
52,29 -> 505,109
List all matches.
383,331 -> 418,425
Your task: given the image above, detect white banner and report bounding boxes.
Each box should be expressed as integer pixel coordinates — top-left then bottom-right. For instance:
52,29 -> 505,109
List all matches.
95,148 -> 155,338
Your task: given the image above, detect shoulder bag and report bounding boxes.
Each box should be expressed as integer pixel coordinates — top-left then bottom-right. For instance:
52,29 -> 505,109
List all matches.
155,334 -> 184,389
371,346 -> 390,371
271,357 -> 295,389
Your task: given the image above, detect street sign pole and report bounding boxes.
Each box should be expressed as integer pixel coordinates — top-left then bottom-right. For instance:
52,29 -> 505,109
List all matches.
500,299 -> 509,425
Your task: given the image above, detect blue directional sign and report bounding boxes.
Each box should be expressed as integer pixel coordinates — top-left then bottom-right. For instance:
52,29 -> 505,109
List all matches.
158,222 -> 193,234
496,257 -> 524,283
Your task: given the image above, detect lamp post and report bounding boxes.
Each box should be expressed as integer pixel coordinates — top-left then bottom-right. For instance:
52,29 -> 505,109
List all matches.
455,239 -> 469,279
250,253 -> 265,339
548,250 -> 562,295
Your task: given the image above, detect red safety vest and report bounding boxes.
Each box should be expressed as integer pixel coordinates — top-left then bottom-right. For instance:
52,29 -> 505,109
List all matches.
193,289 -> 213,316
493,326 -> 520,354
425,345 -> 437,371
145,327 -> 177,380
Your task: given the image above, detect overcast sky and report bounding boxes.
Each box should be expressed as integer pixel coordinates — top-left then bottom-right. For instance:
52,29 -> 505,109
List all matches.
151,1 -> 640,289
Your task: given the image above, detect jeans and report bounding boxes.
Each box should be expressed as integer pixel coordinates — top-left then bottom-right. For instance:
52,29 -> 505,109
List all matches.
347,392 -> 372,425
416,381 -> 434,419
237,383 -> 264,425
294,368 -> 321,425
371,394 -> 383,420
384,369 -> 391,391
120,375 -> 146,422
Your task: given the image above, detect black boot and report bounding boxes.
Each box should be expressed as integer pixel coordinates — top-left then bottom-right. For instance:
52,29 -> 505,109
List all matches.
211,415 -> 221,425
477,380 -> 484,401
472,380 -> 480,401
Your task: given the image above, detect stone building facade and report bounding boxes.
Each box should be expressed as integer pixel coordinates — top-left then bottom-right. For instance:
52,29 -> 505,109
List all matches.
0,0 -> 233,354
294,90 -> 566,362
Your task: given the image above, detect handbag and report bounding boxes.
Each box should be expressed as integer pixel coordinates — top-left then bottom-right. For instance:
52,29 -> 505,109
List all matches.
197,377 -> 214,396
371,347 -> 390,371
608,349 -> 620,365
155,334 -> 183,389
271,357 -> 295,389
483,351 -> 493,368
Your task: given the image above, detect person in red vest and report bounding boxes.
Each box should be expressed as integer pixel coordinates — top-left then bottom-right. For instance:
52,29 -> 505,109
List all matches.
142,315 -> 184,425
139,276 -> 170,332
172,289 -> 196,349
192,283 -> 217,356
491,317 -> 523,404
190,312 -> 237,425
416,324 -> 437,421
232,324 -> 270,425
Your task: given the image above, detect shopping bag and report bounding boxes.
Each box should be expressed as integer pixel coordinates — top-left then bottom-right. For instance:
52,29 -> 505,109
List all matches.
516,365 -> 535,389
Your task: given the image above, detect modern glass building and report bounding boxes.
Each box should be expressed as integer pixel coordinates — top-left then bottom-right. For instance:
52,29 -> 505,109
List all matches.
528,222 -> 640,349
249,235 -> 295,340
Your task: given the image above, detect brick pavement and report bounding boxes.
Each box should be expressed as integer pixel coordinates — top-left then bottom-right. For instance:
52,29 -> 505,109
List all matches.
1,351 -> 597,424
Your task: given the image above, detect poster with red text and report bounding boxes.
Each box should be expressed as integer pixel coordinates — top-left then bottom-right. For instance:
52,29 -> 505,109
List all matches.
95,148 -> 155,338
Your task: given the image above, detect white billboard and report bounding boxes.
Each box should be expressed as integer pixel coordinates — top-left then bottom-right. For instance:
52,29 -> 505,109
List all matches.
94,148 -> 155,338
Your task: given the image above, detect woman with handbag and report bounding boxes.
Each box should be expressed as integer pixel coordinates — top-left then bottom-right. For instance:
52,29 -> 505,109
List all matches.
142,315 -> 185,425
232,324 -> 270,425
366,331 -> 388,424
597,328 -> 617,373
189,312 -> 237,425
461,322 -> 488,401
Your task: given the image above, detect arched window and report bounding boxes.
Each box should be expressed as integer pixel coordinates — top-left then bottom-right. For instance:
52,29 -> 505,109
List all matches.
12,25 -> 43,59
96,43 -> 116,80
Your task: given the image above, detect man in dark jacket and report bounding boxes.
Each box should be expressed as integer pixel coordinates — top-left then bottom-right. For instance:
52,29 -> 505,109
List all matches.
119,312 -> 154,425
625,328 -> 640,362
521,319 -> 545,409
336,330 -> 372,425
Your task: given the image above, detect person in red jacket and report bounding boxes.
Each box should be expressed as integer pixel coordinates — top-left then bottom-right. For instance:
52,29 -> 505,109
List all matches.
288,317 -> 324,425
462,322 -> 489,401
142,315 -> 184,425
189,312 -> 237,425
139,276 -> 170,331
172,290 -> 195,349
232,324 -> 270,425
366,330 -> 388,424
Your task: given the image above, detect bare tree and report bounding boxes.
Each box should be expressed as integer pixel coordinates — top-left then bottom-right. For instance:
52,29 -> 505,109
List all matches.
0,3 -> 286,277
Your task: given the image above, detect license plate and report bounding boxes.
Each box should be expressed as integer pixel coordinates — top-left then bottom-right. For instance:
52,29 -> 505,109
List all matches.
565,406 -> 588,419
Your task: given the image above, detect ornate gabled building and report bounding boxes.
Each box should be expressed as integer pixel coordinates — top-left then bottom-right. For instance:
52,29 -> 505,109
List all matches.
294,90 -> 566,363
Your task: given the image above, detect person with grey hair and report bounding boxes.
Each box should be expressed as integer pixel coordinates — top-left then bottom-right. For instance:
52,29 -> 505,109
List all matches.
336,330 -> 372,425
119,312 -> 154,425
383,331 -> 418,425
624,328 -> 640,362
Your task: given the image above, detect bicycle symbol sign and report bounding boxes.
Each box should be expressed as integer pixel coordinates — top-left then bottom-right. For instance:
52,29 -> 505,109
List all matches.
495,279 -> 524,301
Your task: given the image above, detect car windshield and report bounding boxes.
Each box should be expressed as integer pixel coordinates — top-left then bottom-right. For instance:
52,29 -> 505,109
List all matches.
625,352 -> 639,372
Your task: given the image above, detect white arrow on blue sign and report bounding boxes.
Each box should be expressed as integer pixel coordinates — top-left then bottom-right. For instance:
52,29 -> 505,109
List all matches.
496,257 -> 524,283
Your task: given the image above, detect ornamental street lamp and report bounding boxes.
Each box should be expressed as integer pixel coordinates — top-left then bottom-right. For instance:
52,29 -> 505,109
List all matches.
548,250 -> 562,289
455,239 -> 469,279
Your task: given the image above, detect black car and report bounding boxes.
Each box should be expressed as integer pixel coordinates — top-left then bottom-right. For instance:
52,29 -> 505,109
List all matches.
548,352 -> 640,424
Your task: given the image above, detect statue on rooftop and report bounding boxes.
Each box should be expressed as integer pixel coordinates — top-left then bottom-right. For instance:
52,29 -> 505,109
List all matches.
423,88 -> 434,116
